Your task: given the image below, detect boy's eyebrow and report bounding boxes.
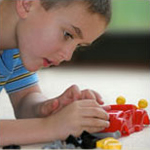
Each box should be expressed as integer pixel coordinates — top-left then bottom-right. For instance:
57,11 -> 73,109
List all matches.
71,25 -> 91,46
71,25 -> 83,39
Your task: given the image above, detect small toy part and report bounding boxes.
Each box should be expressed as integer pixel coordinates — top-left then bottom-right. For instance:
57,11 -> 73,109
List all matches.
42,141 -> 63,149
66,135 -> 81,147
42,140 -> 77,149
65,143 -> 76,149
138,99 -> 148,109
66,131 -> 100,149
80,131 -> 101,149
66,131 -> 118,149
2,145 -> 21,149
92,130 -> 121,139
43,131 -> 122,149
116,96 -> 126,105
96,137 -> 122,150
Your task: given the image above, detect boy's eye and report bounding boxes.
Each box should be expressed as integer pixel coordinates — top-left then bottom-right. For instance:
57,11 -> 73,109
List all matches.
76,44 -> 81,49
64,31 -> 74,40
76,44 -> 89,49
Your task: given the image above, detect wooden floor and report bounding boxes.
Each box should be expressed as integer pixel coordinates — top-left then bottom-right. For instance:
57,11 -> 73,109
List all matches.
0,62 -> 150,149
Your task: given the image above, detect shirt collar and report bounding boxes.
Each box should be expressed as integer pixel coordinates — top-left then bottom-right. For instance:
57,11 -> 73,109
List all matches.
0,49 -> 14,77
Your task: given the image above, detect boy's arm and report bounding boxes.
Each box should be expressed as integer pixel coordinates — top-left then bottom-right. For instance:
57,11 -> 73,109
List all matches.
0,100 -> 110,146
9,84 -> 106,119
0,118 -> 57,146
9,84 -> 53,118
0,100 -> 109,145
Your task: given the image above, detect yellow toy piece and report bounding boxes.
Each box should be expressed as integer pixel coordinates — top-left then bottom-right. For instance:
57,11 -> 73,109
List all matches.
138,99 -> 148,109
116,96 -> 126,105
96,137 -> 122,150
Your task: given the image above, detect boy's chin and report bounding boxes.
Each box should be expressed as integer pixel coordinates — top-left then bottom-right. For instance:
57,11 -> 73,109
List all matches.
24,64 -> 40,72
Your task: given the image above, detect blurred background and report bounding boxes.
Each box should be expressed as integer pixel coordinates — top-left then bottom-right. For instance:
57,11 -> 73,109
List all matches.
72,0 -> 150,64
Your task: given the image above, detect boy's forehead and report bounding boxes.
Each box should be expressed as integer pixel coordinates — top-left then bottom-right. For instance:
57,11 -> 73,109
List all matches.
46,2 -> 102,24
39,1 -> 106,43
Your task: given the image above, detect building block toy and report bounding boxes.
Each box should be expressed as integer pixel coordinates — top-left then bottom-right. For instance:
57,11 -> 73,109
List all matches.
66,131 -> 122,149
92,130 -> 121,139
42,140 -> 77,149
96,137 -> 122,150
42,97 -> 149,150
101,97 -> 150,136
2,145 -> 21,149
138,99 -> 148,109
116,96 -> 126,105
43,131 -> 122,149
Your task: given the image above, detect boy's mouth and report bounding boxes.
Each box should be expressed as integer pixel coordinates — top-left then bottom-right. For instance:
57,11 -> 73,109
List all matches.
43,58 -> 53,67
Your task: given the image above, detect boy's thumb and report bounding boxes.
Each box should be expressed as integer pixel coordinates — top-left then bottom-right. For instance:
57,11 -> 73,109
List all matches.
42,99 -> 59,116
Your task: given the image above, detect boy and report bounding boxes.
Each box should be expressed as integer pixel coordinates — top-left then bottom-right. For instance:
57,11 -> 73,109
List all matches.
0,0 -> 111,146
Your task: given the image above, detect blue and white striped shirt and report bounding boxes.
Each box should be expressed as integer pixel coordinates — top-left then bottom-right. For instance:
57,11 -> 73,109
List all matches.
0,49 -> 38,94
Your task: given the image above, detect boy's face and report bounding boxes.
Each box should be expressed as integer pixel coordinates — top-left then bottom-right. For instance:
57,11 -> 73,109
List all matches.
17,1 -> 106,72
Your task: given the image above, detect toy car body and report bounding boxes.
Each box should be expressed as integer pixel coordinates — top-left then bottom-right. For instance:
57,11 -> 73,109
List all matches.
102,104 -> 150,136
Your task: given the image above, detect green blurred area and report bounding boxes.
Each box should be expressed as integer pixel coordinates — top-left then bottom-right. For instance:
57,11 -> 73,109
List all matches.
108,0 -> 150,32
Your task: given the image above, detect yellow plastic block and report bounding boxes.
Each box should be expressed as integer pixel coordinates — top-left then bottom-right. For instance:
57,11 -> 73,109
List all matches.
96,137 -> 122,150
116,96 -> 126,105
138,99 -> 148,109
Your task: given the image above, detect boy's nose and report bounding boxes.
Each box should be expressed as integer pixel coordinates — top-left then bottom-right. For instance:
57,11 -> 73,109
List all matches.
63,45 -> 76,61
64,52 -> 73,61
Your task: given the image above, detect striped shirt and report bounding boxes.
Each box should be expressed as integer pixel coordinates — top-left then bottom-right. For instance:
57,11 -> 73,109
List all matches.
0,49 -> 38,94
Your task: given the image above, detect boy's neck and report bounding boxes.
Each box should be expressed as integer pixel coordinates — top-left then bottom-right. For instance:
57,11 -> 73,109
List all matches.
0,0 -> 18,50
0,51 -> 3,55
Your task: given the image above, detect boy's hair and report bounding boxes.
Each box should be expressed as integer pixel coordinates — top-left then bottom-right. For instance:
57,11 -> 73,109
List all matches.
40,0 -> 112,24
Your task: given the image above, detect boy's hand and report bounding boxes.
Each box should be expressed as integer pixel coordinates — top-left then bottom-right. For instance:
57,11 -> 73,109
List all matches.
38,85 -> 106,117
45,100 -> 110,140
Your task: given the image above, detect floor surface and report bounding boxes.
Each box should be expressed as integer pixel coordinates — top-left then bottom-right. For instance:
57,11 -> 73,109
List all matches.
0,63 -> 150,149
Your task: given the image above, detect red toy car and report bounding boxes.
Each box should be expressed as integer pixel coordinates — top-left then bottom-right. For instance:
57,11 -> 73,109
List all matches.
102,104 -> 150,136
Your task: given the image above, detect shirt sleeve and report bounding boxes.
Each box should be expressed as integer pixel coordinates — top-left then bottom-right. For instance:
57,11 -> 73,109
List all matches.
4,57 -> 39,94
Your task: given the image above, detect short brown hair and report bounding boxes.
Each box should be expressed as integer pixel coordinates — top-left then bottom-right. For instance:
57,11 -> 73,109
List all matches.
40,0 -> 112,24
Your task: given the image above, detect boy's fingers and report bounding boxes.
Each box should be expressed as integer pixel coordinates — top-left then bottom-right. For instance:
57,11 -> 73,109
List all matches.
58,85 -> 81,106
83,127 -> 105,134
81,107 -> 109,121
63,84 -> 81,100
81,89 -> 96,100
70,85 -> 82,100
41,99 -> 59,116
81,89 -> 104,105
81,118 -> 110,128
91,90 -> 104,105
78,99 -> 100,108
52,99 -> 59,110
102,105 -> 111,111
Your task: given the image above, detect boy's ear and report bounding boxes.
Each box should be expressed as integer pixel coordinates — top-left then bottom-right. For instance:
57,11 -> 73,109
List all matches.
16,0 -> 33,19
